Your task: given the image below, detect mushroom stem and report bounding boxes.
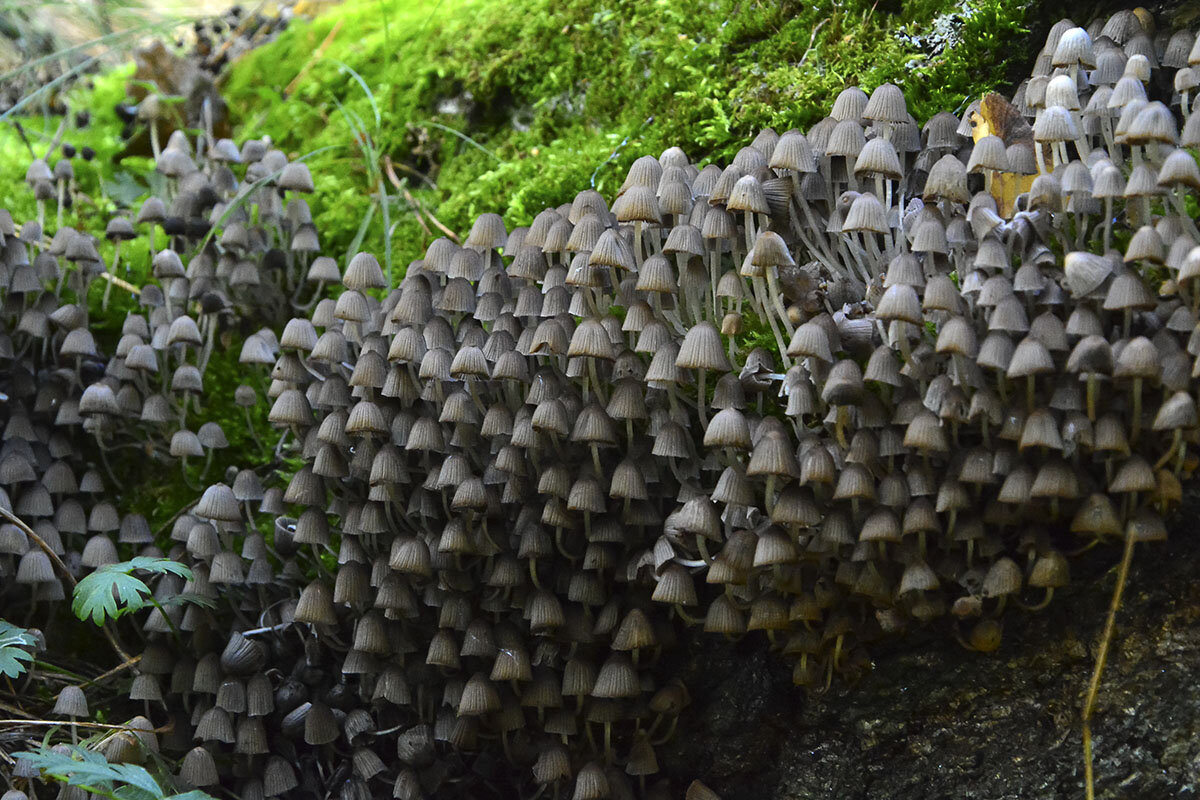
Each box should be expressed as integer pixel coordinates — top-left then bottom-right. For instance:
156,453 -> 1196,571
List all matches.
149,120 -> 161,160
696,368 -> 708,430
764,266 -> 795,337
634,220 -> 644,270
673,604 -> 700,625
1131,377 -> 1143,443
1018,587 -> 1055,612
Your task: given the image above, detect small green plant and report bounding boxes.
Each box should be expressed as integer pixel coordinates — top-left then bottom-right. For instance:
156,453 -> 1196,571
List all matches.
14,744 -> 215,800
72,558 -> 211,627
0,619 -> 37,678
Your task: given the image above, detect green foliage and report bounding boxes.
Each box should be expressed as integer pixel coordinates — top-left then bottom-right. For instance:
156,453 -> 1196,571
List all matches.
222,0 -> 1031,273
0,618 -> 37,678
14,744 -> 215,800
72,557 -> 205,626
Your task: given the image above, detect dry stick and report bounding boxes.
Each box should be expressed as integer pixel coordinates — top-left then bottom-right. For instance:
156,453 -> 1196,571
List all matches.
406,191 -> 460,243
283,18 -> 345,97
0,507 -> 133,664
1081,529 -> 1138,800
383,154 -> 439,191
79,654 -> 142,688
0,699 -> 35,718
95,271 -> 142,296
0,718 -> 173,733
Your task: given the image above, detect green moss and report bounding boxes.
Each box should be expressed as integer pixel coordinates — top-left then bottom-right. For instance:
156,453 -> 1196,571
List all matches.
223,0 -> 1031,274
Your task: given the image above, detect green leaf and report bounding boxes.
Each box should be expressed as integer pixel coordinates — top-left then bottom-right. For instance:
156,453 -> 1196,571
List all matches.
12,745 -> 211,800
73,569 -> 151,625
160,592 -> 217,610
15,744 -> 119,786
71,559 -> 192,626
167,792 -> 220,800
120,557 -> 193,580
0,619 -> 36,678
108,764 -> 165,800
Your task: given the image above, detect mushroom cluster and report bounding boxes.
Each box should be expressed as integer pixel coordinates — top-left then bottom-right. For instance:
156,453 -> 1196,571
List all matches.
4,8 -> 1200,799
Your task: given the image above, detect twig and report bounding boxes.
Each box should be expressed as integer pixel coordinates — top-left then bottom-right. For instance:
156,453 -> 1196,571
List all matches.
796,18 -> 828,69
383,154 -> 437,191
79,655 -> 142,688
1081,530 -> 1138,800
42,116 -> 68,161
416,197 -> 459,242
406,199 -> 434,239
284,19 -> 344,97
0,700 -> 35,719
0,718 -> 173,733
96,272 -> 141,295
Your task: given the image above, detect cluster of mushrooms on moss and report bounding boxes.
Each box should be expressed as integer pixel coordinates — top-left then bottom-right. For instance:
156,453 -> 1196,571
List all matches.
4,6 -> 1200,799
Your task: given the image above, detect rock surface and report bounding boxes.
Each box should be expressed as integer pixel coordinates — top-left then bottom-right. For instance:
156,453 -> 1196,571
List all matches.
662,500 -> 1200,799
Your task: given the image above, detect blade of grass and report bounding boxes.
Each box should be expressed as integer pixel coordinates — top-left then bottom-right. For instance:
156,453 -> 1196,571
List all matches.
346,199 -> 379,263
329,59 -> 380,133
415,120 -> 501,162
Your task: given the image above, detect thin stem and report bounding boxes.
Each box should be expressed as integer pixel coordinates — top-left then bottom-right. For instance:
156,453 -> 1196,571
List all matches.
1081,528 -> 1138,800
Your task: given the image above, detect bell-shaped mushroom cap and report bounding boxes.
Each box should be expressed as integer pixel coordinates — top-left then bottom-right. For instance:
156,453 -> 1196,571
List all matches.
967,135 -> 1011,173
465,212 -> 507,249
53,685 -> 88,717
831,86 -> 869,121
613,185 -> 662,224
1153,391 -> 1198,430
854,137 -> 903,179
843,193 -> 888,233
1052,26 -> 1095,67
179,746 -> 219,786
278,161 -> 314,193
571,762 -> 611,800
1029,550 -> 1070,588
922,154 -> 969,203
195,483 -> 241,522
1102,272 -> 1155,311
1073,495 -> 1122,539
726,174 -> 769,214
787,320 -> 834,361
863,82 -> 908,123
825,119 -> 866,158
770,131 -> 817,172
1063,251 -> 1114,297
567,318 -> 615,360
343,251 -> 386,290
749,231 -> 795,267
1066,335 -> 1113,374
651,564 -> 697,605
294,580 -> 337,625
704,408 -> 751,449
982,557 -> 1022,597
677,322 -> 730,371
874,283 -> 923,325
1113,336 -> 1159,380
1109,456 -> 1155,493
